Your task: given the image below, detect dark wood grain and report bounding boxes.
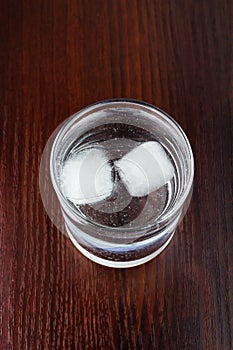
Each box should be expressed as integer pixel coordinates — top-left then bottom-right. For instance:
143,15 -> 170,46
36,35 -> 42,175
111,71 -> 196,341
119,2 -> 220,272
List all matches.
0,0 -> 232,349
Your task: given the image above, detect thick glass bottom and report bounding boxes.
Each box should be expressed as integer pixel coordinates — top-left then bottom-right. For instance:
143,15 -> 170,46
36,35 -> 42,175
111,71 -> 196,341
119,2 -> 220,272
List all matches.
66,225 -> 174,268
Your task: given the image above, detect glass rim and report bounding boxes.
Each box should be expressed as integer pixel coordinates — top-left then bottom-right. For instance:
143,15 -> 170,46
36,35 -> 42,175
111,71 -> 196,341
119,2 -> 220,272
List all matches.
50,98 -> 194,232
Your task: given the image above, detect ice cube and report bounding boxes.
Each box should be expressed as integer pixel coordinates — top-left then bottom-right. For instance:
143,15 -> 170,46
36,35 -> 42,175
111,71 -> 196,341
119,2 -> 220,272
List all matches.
61,148 -> 113,204
115,141 -> 174,197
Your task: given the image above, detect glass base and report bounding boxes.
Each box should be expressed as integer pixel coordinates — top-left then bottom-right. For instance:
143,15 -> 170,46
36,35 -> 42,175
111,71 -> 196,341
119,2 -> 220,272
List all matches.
66,225 -> 174,268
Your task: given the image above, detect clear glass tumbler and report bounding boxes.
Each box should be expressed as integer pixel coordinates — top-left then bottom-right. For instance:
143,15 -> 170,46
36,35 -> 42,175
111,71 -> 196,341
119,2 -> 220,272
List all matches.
50,99 -> 194,268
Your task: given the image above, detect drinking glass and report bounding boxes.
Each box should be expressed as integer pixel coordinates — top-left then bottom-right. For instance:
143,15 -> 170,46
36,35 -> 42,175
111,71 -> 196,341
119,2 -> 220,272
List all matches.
49,99 -> 194,268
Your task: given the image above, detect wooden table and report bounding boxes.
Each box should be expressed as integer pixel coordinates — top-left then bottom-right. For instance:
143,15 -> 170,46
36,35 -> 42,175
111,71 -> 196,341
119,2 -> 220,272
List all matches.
1,1 -> 232,349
